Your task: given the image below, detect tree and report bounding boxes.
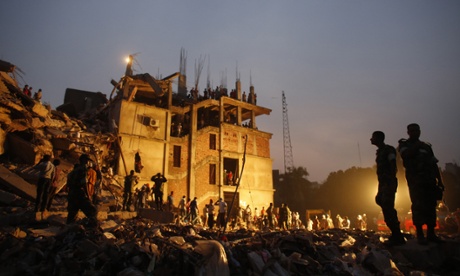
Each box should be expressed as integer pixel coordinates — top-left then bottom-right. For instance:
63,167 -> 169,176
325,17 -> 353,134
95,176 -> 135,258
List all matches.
274,166 -> 317,221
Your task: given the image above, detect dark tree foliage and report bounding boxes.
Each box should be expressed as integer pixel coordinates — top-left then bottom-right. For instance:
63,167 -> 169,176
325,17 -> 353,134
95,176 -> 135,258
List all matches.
274,166 -> 318,219
313,167 -> 382,221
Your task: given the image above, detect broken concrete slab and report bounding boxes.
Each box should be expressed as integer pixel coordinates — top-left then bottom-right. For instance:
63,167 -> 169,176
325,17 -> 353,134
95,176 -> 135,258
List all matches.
6,133 -> 41,164
137,208 -> 174,223
0,164 -> 35,201
31,101 -> 49,117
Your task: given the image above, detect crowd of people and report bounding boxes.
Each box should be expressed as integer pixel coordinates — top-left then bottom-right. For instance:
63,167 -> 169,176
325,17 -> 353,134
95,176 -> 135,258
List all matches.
186,86 -> 257,105
32,123 -> 457,239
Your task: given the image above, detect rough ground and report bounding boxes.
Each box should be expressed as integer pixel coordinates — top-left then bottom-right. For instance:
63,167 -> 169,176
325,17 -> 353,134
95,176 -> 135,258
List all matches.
1,201 -> 460,276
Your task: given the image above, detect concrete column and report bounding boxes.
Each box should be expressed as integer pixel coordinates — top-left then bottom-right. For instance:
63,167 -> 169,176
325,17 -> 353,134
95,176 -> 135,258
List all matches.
249,85 -> 255,104
237,106 -> 242,126
188,105 -> 198,199
236,80 -> 241,100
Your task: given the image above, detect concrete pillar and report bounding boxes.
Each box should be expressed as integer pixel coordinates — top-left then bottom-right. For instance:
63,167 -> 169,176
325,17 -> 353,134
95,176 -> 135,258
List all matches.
188,105 -> 198,199
251,110 -> 256,129
249,85 -> 255,104
237,106 -> 242,126
178,74 -> 187,97
236,80 -> 241,100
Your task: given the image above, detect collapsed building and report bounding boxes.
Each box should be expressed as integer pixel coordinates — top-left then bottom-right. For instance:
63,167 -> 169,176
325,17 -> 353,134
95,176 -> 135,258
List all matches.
0,55 -> 274,215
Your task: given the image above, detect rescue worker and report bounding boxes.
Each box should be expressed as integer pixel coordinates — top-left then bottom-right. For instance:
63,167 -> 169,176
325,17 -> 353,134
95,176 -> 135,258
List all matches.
46,159 -> 61,211
216,198 -> 227,229
398,123 -> 444,244
34,154 -> 55,215
267,203 -> 274,229
66,154 -> 98,228
151,173 -> 167,210
279,203 -> 288,230
371,130 -> 405,245
178,195 -> 186,220
206,199 -> 215,229
123,170 -> 137,211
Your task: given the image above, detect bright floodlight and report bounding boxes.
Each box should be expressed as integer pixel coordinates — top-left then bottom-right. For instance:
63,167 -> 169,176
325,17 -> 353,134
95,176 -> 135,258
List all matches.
125,56 -> 132,63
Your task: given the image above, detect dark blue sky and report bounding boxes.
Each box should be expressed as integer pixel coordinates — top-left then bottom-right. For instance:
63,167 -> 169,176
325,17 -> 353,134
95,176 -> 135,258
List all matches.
2,1 -> 460,182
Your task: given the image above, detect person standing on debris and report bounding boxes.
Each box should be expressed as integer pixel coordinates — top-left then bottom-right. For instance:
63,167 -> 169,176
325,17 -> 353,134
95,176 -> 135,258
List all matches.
179,195 -> 186,220
34,154 -> 55,215
167,191 -> 174,212
371,131 -> 406,246
267,203 -> 274,229
398,123 -> 445,244
206,199 -> 215,229
190,197 -> 198,224
279,203 -> 288,230
46,159 -> 61,211
22,85 -> 30,96
151,173 -> 167,211
33,88 -> 42,102
66,154 -> 98,228
123,170 -> 138,211
216,198 -> 227,229
87,162 -> 97,201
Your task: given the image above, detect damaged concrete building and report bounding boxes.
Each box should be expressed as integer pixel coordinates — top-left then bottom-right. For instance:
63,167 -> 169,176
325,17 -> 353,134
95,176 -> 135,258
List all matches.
61,55 -> 274,214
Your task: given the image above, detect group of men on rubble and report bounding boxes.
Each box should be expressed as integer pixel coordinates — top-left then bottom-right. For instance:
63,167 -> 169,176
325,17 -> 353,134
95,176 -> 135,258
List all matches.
122,171 -> 168,212
35,153 -> 101,228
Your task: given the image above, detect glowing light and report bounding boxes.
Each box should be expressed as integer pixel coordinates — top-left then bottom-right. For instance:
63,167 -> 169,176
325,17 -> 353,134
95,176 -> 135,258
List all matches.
125,56 -> 132,63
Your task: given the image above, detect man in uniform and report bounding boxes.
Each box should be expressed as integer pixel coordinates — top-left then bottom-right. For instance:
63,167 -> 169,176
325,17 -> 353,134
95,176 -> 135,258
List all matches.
66,154 -> 98,228
398,123 -> 444,244
371,131 -> 405,245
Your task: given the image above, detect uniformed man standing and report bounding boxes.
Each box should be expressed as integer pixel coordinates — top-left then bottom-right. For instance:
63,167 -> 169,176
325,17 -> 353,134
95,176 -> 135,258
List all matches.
398,123 -> 444,244
371,131 -> 405,246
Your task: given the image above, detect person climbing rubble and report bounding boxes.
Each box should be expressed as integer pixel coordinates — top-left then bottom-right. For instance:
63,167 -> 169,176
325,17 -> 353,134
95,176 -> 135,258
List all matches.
66,154 -> 98,228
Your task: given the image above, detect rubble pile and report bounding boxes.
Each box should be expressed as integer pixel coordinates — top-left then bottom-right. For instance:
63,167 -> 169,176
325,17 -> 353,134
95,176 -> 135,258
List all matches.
2,215 -> 460,276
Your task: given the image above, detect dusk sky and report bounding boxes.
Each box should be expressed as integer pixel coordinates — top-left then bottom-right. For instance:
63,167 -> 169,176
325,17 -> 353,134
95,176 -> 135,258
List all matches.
2,1 -> 460,182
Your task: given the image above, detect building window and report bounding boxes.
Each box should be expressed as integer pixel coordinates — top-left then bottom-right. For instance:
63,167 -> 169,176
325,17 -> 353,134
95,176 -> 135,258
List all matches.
209,133 -> 216,150
209,164 -> 216,184
173,145 -> 181,167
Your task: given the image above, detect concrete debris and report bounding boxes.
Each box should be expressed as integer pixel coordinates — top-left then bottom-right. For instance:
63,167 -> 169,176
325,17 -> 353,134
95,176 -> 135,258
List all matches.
2,219 -> 460,275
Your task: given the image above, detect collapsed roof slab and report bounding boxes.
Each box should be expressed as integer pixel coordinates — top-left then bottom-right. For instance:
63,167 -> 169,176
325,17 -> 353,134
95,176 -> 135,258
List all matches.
0,165 -> 35,202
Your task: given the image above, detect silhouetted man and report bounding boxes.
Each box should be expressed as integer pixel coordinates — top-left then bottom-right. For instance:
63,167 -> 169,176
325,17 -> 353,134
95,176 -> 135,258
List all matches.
371,131 -> 405,246
398,123 -> 444,244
